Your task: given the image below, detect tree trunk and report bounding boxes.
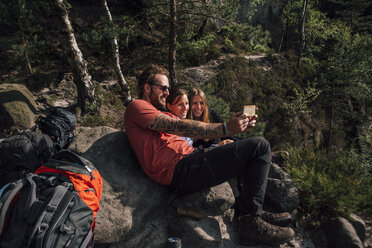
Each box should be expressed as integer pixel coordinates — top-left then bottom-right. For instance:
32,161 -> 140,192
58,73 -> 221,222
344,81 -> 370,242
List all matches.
238,0 -> 250,23
23,40 -> 34,75
327,81 -> 335,152
278,21 -> 287,52
168,0 -> 177,86
278,0 -> 290,52
55,0 -> 97,114
298,0 -> 308,66
101,0 -> 132,105
17,8 -> 33,75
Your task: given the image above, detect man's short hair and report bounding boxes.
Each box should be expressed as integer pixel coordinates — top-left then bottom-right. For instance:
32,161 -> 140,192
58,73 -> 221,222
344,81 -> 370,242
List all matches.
137,64 -> 169,97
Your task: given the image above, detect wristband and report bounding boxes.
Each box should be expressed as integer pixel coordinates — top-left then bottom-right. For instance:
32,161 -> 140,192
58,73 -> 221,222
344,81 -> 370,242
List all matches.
222,122 -> 228,135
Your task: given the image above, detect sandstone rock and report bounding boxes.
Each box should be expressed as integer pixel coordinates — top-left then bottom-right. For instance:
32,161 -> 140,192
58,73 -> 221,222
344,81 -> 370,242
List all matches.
0,83 -> 38,133
350,213 -> 366,243
171,182 -> 235,216
168,216 -> 222,248
265,163 -> 300,212
68,126 -> 309,248
69,126 -> 118,154
326,217 -> 364,248
76,129 -> 170,247
271,150 -> 290,167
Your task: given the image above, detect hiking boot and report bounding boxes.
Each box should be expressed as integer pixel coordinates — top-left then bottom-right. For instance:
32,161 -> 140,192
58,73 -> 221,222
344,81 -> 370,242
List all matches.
238,215 -> 295,245
261,210 -> 292,226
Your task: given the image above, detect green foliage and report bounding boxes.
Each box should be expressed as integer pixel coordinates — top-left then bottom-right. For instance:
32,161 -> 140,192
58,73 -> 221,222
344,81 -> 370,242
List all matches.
239,0 -> 268,21
80,114 -> 106,127
176,22 -> 273,67
116,15 -> 142,49
325,0 -> 372,33
2,126 -> 20,137
201,84 -> 231,122
306,10 -> 352,63
283,81 -> 320,115
81,14 -> 143,58
285,148 -> 372,222
81,28 -> 110,57
219,24 -> 272,53
177,34 -> 220,67
0,0 -> 56,87
318,31 -> 372,150
84,99 -> 97,113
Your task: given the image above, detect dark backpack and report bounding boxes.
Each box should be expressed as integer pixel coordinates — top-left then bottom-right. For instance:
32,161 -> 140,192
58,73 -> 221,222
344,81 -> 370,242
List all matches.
0,131 -> 54,188
0,150 -> 103,248
36,108 -> 77,151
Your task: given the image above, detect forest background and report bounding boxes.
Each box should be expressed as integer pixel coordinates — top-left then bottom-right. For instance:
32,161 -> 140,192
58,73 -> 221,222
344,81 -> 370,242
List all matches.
0,0 -> 371,228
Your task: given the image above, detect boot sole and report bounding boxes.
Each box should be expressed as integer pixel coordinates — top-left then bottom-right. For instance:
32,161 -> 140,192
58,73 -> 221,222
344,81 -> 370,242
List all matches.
263,218 -> 292,227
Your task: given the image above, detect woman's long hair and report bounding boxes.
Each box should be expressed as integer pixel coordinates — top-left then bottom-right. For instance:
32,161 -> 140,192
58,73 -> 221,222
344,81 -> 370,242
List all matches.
188,87 -> 210,123
166,87 -> 188,106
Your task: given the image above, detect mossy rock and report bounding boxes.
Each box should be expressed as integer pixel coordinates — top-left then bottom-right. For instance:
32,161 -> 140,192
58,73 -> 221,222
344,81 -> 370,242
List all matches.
0,83 -> 39,133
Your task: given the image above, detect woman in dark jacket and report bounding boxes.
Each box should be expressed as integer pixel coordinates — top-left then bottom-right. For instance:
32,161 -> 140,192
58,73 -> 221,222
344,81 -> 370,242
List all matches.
188,87 -> 235,149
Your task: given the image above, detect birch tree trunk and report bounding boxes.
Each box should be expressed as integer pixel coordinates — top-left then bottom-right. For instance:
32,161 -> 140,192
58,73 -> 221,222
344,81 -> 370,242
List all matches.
55,0 -> 97,114
101,0 -> 132,105
168,0 -> 177,86
298,0 -> 308,66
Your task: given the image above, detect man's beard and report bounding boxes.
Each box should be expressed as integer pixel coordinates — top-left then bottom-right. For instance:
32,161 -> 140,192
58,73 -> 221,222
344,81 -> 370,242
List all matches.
150,90 -> 167,110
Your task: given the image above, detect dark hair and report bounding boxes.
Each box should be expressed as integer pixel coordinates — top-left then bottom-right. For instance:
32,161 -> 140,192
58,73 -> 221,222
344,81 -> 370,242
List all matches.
137,64 -> 169,97
188,87 -> 210,123
166,87 -> 188,106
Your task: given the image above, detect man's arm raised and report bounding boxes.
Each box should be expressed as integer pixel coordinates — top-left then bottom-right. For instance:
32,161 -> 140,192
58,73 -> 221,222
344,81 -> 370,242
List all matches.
148,113 -> 257,139
148,114 -> 222,139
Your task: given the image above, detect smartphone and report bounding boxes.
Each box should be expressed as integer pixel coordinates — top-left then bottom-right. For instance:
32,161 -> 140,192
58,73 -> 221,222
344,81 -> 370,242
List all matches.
243,105 -> 256,117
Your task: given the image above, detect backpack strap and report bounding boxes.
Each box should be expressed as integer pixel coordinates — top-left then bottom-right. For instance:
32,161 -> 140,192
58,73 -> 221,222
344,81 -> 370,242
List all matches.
35,184 -> 70,248
80,222 -> 95,248
0,178 -> 26,233
0,174 -> 38,247
0,183 -> 11,199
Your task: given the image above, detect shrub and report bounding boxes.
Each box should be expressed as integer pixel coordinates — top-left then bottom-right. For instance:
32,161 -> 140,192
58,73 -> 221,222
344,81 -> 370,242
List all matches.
284,148 -> 372,224
201,85 -> 231,121
219,24 -> 272,54
177,34 -> 220,67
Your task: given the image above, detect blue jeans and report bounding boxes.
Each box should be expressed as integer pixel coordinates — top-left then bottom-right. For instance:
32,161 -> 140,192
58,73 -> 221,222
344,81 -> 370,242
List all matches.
170,136 -> 271,215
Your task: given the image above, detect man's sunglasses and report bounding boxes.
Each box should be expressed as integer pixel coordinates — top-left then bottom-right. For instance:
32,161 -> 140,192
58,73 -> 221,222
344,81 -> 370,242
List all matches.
150,82 -> 170,92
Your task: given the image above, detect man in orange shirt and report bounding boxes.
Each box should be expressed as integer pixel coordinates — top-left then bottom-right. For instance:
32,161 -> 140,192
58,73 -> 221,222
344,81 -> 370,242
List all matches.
124,65 -> 294,245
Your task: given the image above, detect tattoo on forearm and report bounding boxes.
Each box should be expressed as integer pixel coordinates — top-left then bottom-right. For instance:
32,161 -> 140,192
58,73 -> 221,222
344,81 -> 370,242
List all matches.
148,114 -> 223,138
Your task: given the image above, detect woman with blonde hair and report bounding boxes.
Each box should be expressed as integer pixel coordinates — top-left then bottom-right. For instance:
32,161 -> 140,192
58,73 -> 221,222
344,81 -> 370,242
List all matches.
188,87 -> 235,148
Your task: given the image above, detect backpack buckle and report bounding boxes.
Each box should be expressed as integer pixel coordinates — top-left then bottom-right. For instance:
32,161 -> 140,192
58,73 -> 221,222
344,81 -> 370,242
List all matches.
47,177 -> 57,186
38,223 -> 49,233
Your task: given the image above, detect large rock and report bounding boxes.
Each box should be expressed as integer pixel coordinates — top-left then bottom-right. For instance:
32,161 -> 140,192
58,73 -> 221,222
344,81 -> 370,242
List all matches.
68,126 -> 312,248
69,127 -> 169,247
325,217 -> 364,248
350,214 -> 366,243
265,163 -> 300,212
69,126 -> 119,154
168,182 -> 236,248
0,83 -> 39,133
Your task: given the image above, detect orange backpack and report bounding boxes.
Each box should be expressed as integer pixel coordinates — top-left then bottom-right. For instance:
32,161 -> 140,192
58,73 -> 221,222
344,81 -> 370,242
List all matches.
35,150 -> 103,219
